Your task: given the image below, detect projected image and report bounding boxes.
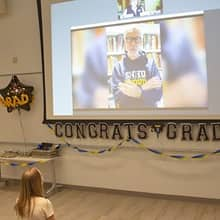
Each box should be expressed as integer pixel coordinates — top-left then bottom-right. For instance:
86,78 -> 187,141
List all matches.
71,16 -> 207,110
117,0 -> 162,20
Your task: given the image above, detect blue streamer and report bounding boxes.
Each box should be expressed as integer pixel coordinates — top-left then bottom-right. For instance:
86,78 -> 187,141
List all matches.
212,149 -> 220,154
47,124 -> 53,129
131,138 -> 141,144
28,162 -> 36,166
170,155 -> 185,159
77,148 -> 88,153
10,163 -> 18,166
147,148 -> 162,155
192,154 -> 205,158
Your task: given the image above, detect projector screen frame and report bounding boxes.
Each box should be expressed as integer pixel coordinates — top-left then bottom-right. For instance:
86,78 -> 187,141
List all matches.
37,0 -> 220,124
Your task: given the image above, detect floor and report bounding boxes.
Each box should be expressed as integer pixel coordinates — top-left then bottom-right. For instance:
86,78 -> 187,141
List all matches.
1,182 -> 220,220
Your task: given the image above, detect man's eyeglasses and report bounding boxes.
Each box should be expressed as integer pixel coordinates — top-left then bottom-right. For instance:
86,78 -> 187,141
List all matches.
125,37 -> 142,43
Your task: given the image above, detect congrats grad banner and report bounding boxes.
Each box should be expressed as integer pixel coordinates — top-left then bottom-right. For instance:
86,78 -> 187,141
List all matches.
54,122 -> 220,141
46,122 -> 220,160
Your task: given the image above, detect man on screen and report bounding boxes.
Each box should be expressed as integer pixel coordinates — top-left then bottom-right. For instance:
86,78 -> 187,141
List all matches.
111,26 -> 162,108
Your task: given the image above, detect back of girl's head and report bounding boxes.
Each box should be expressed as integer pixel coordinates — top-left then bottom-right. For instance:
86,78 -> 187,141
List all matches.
15,167 -> 44,218
21,167 -> 43,197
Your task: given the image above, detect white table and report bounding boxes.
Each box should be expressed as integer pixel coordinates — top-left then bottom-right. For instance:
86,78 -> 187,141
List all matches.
0,156 -> 57,196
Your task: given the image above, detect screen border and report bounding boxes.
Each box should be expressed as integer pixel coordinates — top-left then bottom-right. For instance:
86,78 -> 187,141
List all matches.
37,0 -> 218,124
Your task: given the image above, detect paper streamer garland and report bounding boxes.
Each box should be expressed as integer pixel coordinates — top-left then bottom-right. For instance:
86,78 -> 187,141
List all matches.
0,159 -> 48,167
47,124 -> 128,155
46,124 -> 220,160
129,138 -> 220,160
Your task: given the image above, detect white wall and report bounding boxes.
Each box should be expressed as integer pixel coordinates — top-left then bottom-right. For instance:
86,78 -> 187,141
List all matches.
1,0 -> 220,199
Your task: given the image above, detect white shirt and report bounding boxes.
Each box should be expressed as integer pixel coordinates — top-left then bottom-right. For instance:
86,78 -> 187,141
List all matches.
19,197 -> 54,220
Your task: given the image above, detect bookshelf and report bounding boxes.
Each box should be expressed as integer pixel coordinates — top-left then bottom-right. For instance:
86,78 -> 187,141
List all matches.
143,32 -> 161,70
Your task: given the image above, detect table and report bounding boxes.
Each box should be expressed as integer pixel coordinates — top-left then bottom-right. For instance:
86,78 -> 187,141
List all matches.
0,156 -> 57,196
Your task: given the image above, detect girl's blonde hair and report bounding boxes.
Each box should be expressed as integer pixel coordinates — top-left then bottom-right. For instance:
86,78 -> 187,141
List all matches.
14,167 -> 44,218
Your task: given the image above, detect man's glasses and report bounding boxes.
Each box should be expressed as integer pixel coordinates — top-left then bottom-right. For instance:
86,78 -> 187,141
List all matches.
125,37 -> 142,43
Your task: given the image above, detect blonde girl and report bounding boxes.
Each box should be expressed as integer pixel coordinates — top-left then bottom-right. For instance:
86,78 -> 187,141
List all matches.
14,167 -> 55,220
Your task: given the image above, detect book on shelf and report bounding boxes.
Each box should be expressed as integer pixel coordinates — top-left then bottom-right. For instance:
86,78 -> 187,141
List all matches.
143,34 -> 160,50
107,55 -> 123,75
107,34 -> 124,53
